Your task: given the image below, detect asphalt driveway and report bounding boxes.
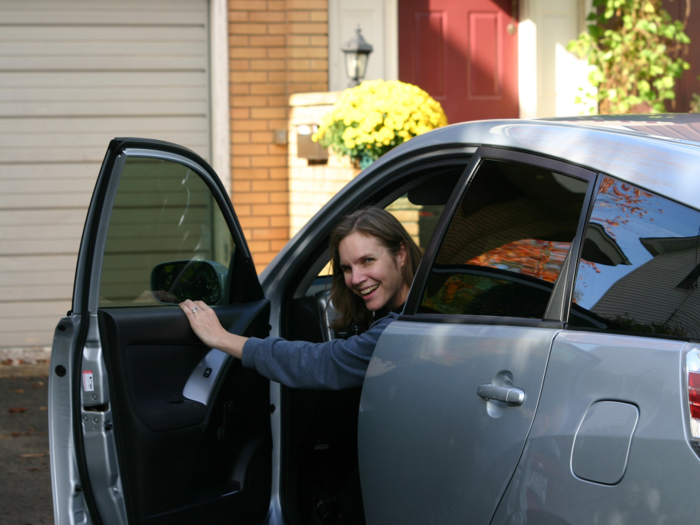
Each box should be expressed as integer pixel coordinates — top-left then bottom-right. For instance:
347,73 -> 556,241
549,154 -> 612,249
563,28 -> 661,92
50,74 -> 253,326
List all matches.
0,363 -> 53,524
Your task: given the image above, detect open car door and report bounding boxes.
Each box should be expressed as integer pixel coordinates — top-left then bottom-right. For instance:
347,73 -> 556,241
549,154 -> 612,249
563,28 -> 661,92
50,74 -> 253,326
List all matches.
49,139 -> 272,525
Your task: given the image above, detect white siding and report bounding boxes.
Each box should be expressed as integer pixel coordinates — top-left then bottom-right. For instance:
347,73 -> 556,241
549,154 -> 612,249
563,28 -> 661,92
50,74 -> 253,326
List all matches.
0,0 -> 211,349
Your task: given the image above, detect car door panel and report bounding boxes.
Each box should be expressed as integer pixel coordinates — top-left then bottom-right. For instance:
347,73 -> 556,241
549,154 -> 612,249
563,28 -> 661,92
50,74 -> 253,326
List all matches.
98,300 -> 268,432
356,148 -> 596,524
359,321 -> 559,524
49,138 -> 272,525
97,302 -> 271,523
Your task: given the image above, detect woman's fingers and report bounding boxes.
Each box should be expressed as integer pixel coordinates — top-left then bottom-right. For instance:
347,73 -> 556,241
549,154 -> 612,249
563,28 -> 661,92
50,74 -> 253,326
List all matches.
179,299 -> 226,349
179,299 -> 246,359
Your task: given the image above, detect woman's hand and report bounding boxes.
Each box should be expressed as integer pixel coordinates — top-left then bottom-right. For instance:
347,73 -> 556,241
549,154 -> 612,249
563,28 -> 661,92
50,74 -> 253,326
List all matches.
179,300 -> 247,359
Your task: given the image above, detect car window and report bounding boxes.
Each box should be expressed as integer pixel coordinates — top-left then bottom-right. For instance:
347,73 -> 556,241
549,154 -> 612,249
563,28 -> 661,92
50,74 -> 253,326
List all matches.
98,157 -> 235,307
419,159 -> 589,318
569,176 -> 700,338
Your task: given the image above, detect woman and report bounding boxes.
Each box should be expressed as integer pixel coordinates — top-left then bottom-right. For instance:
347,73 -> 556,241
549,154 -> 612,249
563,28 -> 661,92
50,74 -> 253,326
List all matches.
180,207 -> 422,390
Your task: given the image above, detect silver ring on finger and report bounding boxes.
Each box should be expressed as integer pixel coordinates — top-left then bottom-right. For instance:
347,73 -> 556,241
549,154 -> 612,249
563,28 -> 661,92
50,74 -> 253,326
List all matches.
192,306 -> 198,314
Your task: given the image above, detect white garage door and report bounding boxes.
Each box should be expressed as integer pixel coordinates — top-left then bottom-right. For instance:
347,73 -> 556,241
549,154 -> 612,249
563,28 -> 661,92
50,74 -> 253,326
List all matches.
0,0 -> 211,351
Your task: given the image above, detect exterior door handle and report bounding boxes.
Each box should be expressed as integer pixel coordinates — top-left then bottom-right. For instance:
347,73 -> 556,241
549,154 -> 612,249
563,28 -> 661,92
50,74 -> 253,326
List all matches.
477,384 -> 525,406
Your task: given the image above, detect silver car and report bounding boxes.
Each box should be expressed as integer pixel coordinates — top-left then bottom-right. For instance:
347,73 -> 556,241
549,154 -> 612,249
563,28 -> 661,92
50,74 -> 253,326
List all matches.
50,116 -> 700,524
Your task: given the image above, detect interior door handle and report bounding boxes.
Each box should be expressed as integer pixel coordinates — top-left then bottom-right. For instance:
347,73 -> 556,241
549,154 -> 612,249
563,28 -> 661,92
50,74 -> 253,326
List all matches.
477,384 -> 525,406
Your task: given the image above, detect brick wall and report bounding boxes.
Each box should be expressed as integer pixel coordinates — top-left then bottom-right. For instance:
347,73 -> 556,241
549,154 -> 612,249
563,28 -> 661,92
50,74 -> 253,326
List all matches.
228,0 -> 329,273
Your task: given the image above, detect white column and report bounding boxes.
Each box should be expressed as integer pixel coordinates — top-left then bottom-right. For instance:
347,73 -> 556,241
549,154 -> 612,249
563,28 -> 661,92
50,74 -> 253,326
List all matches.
210,0 -> 231,194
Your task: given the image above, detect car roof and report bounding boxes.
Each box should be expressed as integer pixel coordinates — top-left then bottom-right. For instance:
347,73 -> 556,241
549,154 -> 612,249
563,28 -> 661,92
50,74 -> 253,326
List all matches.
378,114 -> 700,209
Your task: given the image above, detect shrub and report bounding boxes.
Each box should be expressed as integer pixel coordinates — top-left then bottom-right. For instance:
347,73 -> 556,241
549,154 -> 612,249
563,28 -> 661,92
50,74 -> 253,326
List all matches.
567,0 -> 690,113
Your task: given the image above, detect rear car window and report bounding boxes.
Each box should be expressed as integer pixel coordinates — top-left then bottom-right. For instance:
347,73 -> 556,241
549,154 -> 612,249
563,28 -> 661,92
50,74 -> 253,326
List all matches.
569,176 -> 700,338
420,159 -> 588,318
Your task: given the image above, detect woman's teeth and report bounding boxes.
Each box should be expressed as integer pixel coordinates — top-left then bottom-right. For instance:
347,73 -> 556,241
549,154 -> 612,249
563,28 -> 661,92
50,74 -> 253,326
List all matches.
360,284 -> 379,296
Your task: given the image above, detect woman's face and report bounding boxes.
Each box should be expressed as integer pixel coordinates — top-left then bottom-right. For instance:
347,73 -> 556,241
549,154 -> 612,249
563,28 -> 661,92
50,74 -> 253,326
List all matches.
338,231 -> 409,311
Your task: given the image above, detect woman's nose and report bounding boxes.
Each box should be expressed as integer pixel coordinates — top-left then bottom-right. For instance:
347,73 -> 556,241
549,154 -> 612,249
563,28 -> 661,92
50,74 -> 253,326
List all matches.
351,268 -> 365,285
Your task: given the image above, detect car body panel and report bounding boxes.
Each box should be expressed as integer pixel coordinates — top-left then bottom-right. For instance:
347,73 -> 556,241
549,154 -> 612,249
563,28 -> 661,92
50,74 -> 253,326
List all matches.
492,332 -> 700,524
359,321 -> 558,524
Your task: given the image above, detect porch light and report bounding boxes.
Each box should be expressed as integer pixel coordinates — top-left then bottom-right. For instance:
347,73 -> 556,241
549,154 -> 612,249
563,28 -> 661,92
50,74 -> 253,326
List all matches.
342,26 -> 373,87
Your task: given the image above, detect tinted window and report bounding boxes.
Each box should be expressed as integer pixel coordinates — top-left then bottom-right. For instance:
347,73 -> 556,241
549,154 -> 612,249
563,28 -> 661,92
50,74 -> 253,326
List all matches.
569,176 -> 700,338
99,157 -> 235,307
420,159 -> 588,318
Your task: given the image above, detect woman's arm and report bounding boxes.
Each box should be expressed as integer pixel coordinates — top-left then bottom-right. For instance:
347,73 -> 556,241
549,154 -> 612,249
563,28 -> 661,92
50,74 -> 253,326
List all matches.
179,299 -> 248,359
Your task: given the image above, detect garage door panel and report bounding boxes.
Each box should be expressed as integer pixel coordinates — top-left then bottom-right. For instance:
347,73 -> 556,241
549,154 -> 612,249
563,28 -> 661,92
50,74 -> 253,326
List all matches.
0,227 -> 82,245
1,41 -> 207,57
0,147 -> 109,163
0,145 -> 207,164
3,285 -> 74,303
0,193 -> 91,210
0,163 -> 98,179
2,1 -> 206,24
2,328 -> 61,349
0,210 -> 88,227
0,179 -> 95,194
0,132 -> 208,151
0,55 -> 208,72
1,86 -> 210,103
0,0 -> 211,350
0,25 -> 206,44
0,271 -> 76,288
3,300 -> 71,319
0,238 -> 82,255
0,255 -> 78,272
0,100 -> 208,117
0,71 -> 207,88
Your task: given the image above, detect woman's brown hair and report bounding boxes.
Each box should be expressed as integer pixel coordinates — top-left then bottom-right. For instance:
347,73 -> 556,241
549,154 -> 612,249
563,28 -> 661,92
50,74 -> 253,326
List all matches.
329,207 -> 422,332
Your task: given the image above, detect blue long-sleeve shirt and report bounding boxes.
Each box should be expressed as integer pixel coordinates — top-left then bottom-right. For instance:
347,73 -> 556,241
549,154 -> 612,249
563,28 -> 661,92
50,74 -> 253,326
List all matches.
241,312 -> 398,390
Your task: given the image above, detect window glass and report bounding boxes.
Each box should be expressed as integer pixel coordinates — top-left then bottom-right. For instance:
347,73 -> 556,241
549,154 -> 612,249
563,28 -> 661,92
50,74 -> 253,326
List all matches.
569,176 -> 700,338
99,157 -> 235,307
420,159 -> 588,318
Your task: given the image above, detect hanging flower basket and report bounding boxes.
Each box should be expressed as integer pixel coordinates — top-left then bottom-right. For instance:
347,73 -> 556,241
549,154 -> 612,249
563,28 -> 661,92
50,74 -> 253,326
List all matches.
312,80 -> 448,169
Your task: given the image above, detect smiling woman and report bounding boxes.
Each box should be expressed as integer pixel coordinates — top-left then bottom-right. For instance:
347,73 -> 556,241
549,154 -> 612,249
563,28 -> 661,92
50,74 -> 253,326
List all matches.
180,208 -> 422,390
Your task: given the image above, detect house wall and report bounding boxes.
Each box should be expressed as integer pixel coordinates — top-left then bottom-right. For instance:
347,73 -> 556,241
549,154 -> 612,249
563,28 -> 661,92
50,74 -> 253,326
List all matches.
227,0 -> 330,273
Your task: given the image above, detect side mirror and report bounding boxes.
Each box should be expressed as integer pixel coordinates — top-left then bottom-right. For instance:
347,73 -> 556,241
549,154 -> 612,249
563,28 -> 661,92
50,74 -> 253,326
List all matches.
150,260 -> 227,305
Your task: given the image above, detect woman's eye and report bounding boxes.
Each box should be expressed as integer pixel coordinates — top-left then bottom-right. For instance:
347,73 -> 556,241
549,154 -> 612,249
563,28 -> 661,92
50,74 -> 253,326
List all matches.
364,258 -> 374,264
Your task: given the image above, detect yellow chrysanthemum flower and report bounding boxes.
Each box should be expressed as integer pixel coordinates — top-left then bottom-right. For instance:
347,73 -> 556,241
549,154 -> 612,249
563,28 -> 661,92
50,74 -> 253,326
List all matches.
312,80 -> 447,166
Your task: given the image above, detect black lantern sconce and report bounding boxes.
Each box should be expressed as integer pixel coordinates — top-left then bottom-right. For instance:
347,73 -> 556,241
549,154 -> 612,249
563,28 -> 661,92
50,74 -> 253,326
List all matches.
341,26 -> 373,87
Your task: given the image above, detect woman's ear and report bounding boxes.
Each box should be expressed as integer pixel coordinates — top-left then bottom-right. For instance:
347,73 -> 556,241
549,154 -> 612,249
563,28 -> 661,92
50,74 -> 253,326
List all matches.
396,242 -> 408,268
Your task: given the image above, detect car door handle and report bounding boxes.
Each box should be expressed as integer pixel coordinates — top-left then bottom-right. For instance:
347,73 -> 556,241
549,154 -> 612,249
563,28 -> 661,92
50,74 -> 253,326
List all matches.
477,384 -> 525,406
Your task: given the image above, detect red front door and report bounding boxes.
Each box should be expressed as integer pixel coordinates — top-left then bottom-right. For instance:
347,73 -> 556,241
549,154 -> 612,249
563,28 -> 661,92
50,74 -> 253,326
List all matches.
399,0 -> 519,124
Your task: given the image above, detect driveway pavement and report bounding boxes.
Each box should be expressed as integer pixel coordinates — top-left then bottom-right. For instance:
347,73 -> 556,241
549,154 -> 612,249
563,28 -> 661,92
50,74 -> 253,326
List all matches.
0,363 -> 53,524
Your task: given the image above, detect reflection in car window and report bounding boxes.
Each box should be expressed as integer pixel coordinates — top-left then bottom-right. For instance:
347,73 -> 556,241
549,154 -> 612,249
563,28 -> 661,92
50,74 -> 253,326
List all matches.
99,157 -> 235,307
569,176 -> 700,338
420,159 -> 588,318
